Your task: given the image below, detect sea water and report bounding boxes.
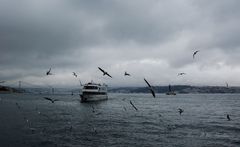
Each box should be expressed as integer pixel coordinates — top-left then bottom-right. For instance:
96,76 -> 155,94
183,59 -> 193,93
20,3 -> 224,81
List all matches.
0,93 -> 239,147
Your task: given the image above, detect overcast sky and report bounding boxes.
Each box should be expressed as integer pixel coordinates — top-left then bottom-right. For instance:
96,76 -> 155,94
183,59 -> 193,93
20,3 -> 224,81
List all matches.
1,0 -> 240,88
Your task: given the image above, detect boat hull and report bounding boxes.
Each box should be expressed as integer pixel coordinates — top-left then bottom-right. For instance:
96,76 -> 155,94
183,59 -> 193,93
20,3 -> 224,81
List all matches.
80,93 -> 108,102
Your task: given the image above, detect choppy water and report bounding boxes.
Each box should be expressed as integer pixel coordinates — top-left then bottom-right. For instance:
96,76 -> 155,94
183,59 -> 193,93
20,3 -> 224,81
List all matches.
0,93 -> 240,147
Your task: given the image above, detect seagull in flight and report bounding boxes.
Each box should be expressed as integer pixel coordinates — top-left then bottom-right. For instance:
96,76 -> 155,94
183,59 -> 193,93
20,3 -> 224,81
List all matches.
124,71 -> 131,76
73,72 -> 77,78
91,105 -> 95,113
43,97 -> 59,103
178,108 -> 184,115
227,114 -> 231,121
130,100 -> 138,111
98,67 -> 112,78
46,68 -> 53,75
79,80 -> 83,86
144,78 -> 155,98
178,73 -> 186,76
193,50 -> 200,59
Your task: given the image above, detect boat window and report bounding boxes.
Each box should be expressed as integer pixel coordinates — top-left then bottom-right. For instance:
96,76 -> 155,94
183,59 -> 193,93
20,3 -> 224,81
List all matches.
84,86 -> 98,89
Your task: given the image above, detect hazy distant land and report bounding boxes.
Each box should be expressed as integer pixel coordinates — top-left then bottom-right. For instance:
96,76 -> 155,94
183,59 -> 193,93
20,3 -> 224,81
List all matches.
0,85 -> 24,93
1,85 -> 240,94
108,85 -> 240,94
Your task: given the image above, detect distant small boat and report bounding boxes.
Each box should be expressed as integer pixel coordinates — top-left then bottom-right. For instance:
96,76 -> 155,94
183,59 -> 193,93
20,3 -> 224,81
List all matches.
80,82 -> 108,102
166,85 -> 176,95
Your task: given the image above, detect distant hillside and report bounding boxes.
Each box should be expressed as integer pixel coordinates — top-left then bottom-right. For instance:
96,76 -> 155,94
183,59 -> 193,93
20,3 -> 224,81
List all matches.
2,85 -> 240,94
0,85 -> 25,93
108,85 -> 240,94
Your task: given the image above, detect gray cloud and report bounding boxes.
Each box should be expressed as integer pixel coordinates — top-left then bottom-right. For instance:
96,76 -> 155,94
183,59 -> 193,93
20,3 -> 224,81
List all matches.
1,0 -> 240,87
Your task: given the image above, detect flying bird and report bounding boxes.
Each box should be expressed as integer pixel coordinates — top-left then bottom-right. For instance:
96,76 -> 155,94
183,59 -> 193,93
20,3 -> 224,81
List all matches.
124,71 -> 131,76
193,50 -> 200,59
46,68 -> 53,75
144,78 -> 155,98
79,80 -> 83,86
178,73 -> 186,76
43,97 -> 59,103
130,100 -> 138,111
178,108 -> 184,115
0,81 -> 5,83
91,105 -> 95,113
227,114 -> 231,121
98,67 -> 112,78
73,72 -> 77,78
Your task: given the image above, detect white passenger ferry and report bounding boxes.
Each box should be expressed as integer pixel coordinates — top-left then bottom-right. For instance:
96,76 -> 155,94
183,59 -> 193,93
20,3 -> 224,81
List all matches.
80,82 -> 108,102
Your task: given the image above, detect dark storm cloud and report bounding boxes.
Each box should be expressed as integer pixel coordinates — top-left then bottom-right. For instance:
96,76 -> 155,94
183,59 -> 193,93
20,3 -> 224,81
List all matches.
0,0 -> 106,69
1,0 -> 240,86
0,0 -> 186,72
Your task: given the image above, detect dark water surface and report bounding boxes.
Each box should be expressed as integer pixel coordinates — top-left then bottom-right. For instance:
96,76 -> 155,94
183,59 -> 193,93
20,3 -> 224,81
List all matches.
0,93 -> 240,147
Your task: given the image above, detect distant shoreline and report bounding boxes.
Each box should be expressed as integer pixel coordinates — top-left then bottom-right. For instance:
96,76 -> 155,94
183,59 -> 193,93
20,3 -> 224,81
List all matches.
108,85 -> 240,94
2,85 -> 240,94
0,85 -> 24,93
